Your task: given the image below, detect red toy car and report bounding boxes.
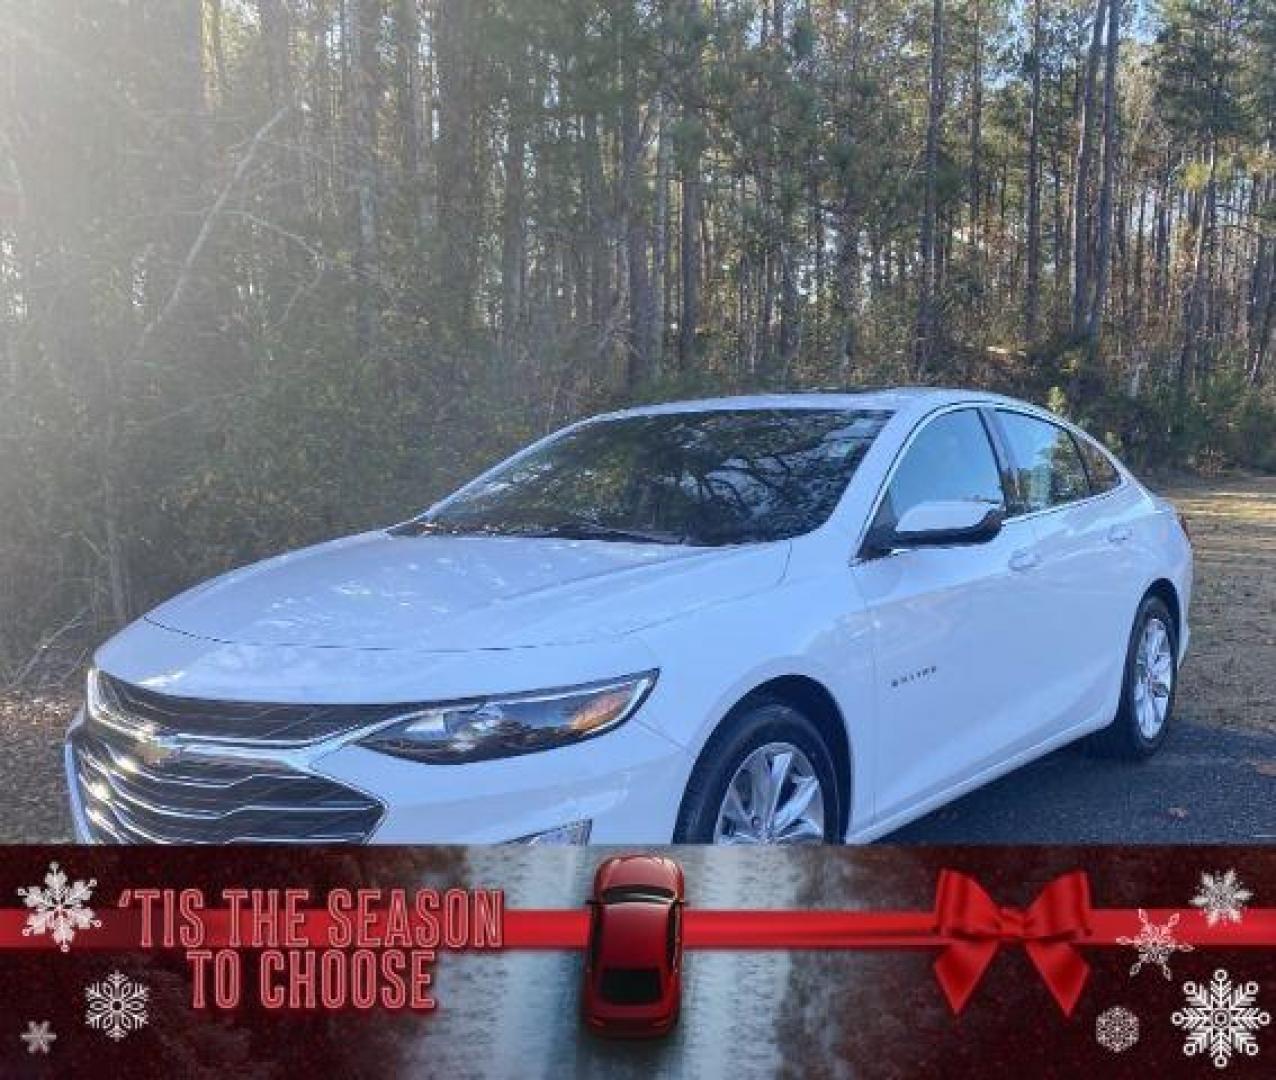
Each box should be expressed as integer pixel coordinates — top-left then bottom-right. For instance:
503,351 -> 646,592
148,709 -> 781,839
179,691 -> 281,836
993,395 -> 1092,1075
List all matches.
581,855 -> 685,1037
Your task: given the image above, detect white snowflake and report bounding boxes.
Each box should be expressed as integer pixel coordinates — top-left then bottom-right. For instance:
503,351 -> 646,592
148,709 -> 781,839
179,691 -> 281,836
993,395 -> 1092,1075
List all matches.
16,860 -> 101,951
19,1020 -> 57,1054
1173,968 -> 1270,1069
1118,908 -> 1194,979
1192,870 -> 1253,927
1095,1006 -> 1140,1052
85,971 -> 149,1042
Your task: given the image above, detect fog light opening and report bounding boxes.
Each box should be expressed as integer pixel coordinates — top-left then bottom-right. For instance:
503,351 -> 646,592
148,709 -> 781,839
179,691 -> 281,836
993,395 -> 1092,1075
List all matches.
507,820 -> 592,846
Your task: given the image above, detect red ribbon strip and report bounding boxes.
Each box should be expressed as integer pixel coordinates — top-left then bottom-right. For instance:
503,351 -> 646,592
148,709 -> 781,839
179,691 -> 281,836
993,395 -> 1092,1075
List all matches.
6,872 -> 1276,1018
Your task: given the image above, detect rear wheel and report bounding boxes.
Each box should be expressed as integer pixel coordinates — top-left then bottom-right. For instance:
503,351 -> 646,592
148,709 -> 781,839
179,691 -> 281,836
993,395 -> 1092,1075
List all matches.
674,699 -> 840,844
1090,594 -> 1177,759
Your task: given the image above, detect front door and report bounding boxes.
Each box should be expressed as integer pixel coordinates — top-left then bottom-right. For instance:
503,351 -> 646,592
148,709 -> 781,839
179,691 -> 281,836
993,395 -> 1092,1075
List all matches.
851,407 -> 1045,822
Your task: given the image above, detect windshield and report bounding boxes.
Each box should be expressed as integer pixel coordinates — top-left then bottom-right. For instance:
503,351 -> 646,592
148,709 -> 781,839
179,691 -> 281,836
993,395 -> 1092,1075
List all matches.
419,408 -> 891,546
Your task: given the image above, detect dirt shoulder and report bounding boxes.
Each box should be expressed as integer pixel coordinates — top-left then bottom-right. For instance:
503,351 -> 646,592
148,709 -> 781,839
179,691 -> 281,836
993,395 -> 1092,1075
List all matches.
1,474 -> 1272,843
1160,474 -> 1276,738
0,693 -> 74,841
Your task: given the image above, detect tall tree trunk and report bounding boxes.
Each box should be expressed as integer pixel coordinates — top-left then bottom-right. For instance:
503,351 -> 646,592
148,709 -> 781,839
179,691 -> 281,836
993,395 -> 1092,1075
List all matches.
259,0 -> 291,107
1071,0 -> 1106,335
652,92 -> 672,376
394,0 -> 426,241
209,0 -> 230,100
914,0 -> 944,373
683,163 -> 704,372
1086,0 -> 1120,347
1132,181 -> 1147,329
622,43 -> 654,390
580,109 -> 609,333
678,1 -> 703,370
968,0 -> 983,295
778,240 -> 799,377
834,196 -> 860,381
1152,154 -> 1172,315
499,71 -> 526,364
1179,142 -> 1218,394
1025,0 -> 1043,342
434,0 -> 477,331
1248,171 -> 1274,384
348,0 -> 381,353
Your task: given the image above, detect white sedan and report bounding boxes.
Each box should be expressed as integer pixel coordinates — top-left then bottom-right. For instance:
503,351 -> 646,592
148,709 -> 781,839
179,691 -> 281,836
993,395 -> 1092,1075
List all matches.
67,389 -> 1192,845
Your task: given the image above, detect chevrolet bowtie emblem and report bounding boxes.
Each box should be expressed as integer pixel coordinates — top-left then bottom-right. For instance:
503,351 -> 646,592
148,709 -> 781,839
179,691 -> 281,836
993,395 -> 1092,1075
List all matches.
135,736 -> 182,767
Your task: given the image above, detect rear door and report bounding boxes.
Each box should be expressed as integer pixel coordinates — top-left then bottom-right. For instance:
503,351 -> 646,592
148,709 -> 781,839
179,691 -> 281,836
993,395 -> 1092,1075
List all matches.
991,409 -> 1144,734
852,406 -> 1045,820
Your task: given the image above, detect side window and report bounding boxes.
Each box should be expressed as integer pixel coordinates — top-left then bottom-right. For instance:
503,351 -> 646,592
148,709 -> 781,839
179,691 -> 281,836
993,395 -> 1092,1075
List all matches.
588,907 -> 603,965
873,409 -> 1006,530
1076,436 -> 1121,493
996,411 -> 1091,511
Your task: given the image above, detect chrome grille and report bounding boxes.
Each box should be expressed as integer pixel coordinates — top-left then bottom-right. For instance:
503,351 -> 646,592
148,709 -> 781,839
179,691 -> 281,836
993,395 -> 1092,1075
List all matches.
70,691 -> 385,845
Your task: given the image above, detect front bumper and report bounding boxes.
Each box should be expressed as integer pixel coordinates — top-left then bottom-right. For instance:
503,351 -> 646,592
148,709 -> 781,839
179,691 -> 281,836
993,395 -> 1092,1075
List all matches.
65,722 -> 92,843
65,701 -> 692,845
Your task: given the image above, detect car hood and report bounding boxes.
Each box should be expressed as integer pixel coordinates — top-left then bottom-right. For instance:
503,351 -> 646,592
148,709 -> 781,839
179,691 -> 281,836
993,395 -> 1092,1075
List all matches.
144,531 -> 790,652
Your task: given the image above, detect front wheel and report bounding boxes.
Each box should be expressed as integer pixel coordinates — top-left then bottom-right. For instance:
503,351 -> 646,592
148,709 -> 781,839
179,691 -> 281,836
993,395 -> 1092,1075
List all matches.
674,699 -> 841,844
1090,594 -> 1178,759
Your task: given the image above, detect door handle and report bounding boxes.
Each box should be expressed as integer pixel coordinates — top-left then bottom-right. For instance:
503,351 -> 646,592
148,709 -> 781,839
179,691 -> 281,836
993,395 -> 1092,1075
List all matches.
1009,549 -> 1041,573
1108,524 -> 1133,544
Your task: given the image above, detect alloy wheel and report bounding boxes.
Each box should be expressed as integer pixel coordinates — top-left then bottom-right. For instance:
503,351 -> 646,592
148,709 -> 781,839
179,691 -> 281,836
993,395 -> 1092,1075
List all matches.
1133,616 -> 1174,739
712,741 -> 826,845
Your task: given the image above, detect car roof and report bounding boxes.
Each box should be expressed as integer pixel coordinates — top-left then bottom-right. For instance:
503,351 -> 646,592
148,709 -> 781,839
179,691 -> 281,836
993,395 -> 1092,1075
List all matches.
597,901 -> 670,968
593,387 -> 1029,422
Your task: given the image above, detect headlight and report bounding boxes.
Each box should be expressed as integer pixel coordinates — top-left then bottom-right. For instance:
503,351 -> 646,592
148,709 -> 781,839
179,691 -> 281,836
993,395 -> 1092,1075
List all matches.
357,672 -> 657,764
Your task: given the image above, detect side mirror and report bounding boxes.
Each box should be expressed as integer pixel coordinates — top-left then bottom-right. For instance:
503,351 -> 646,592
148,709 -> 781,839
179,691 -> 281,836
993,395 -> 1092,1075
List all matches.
867,500 -> 1004,555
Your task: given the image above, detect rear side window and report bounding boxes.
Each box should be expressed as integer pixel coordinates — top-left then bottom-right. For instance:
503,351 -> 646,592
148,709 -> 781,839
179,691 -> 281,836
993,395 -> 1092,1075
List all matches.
1077,437 -> 1121,493
872,409 -> 1006,530
996,411 -> 1090,512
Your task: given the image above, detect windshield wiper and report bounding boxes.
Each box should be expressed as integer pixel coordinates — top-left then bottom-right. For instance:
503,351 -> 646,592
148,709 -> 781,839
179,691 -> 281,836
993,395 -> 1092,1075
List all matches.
524,520 -> 692,545
391,517 -> 689,545
389,519 -> 512,538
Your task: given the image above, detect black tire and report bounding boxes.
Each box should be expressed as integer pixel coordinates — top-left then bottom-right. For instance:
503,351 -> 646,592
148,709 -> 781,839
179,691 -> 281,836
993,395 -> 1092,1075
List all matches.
674,697 -> 842,844
1089,594 -> 1178,760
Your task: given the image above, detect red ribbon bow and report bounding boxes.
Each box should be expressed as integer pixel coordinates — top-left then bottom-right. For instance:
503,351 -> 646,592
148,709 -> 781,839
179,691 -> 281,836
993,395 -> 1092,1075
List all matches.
933,869 -> 1092,1016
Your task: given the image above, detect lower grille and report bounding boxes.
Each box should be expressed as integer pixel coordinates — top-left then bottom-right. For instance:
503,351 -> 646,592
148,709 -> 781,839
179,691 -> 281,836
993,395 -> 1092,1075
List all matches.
70,720 -> 384,845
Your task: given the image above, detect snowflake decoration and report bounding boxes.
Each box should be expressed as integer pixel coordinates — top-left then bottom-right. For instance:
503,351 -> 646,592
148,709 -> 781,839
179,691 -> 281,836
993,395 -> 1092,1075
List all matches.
16,860 -> 101,951
1192,870 -> 1253,927
1117,908 -> 1194,979
1173,968 -> 1270,1069
85,971 -> 149,1042
19,1020 -> 57,1055
1095,1006 -> 1140,1052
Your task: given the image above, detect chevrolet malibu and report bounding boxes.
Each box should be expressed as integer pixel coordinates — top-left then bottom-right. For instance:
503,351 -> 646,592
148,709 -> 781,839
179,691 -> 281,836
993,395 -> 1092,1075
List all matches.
66,389 -> 1192,845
